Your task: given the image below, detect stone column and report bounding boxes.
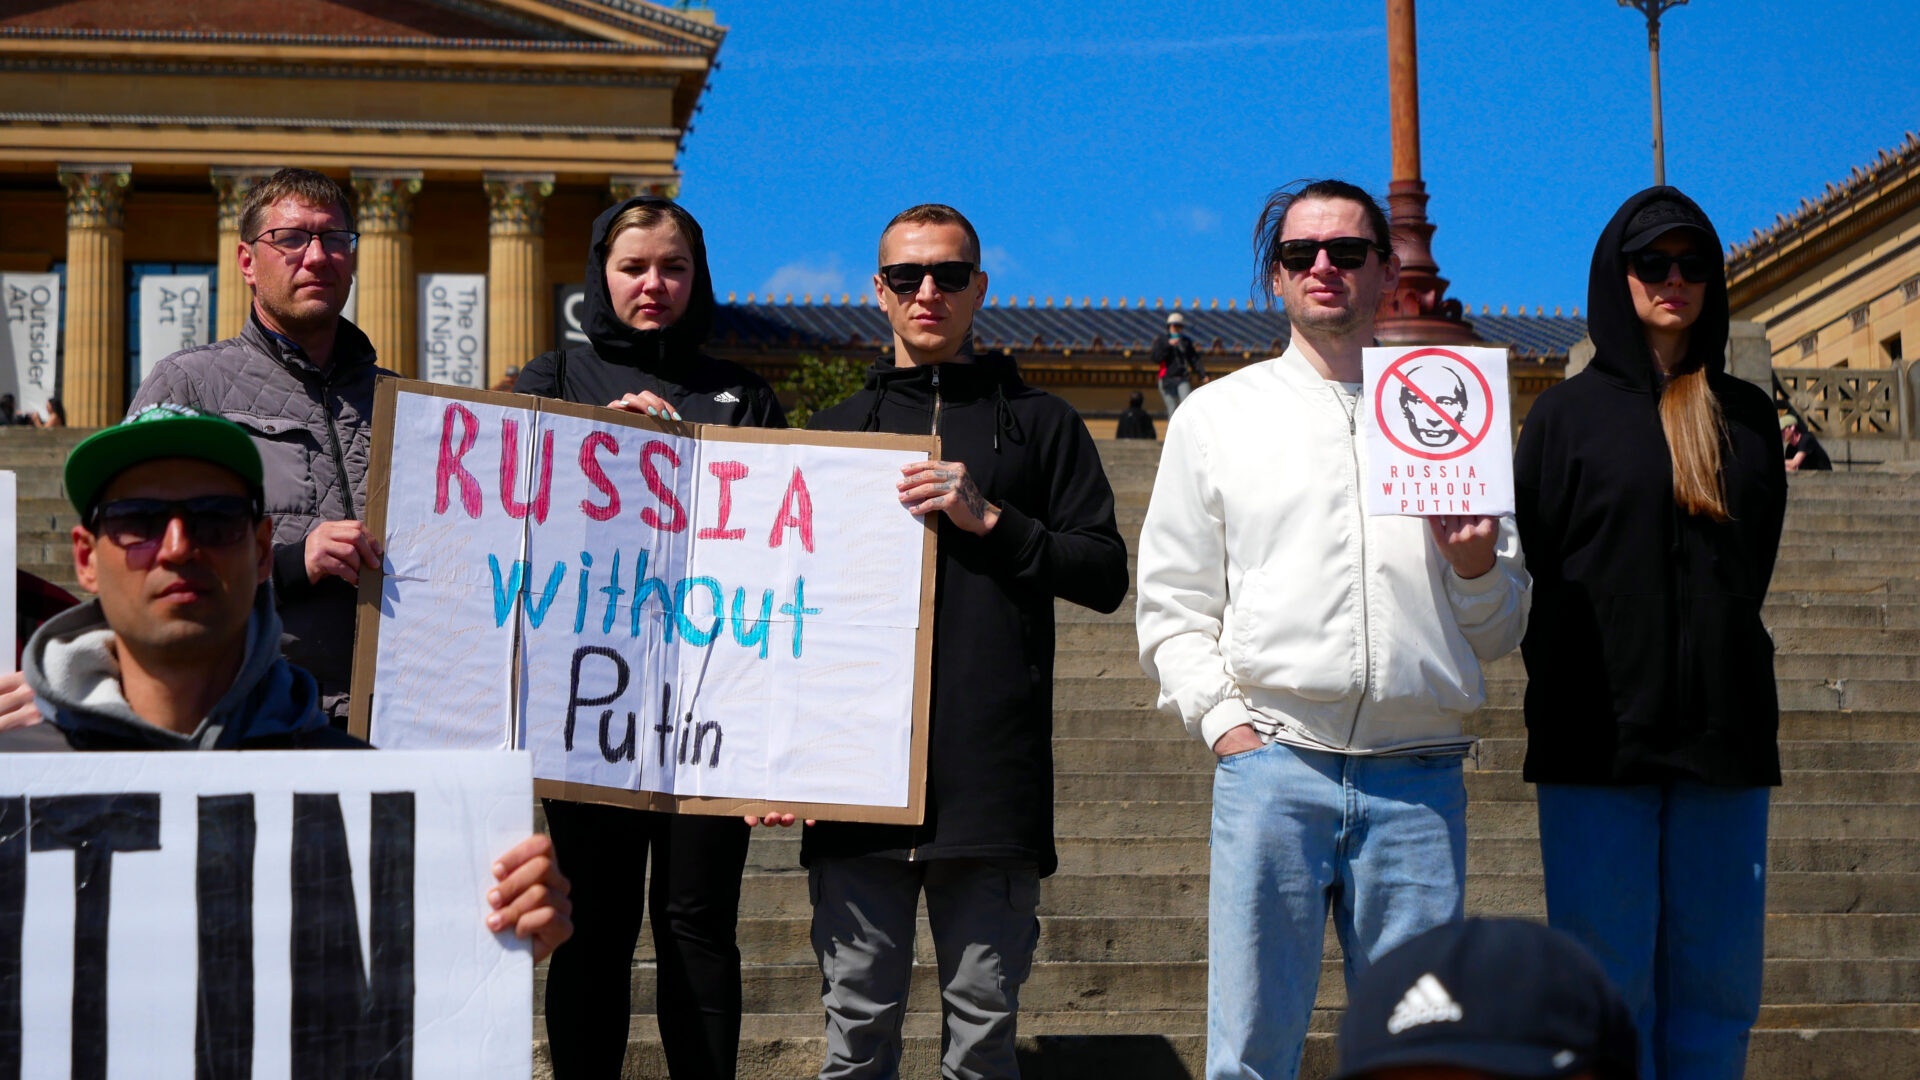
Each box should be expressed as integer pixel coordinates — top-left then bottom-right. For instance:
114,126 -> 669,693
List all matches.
211,168 -> 272,341
350,170 -> 423,376
58,165 -> 130,427
484,173 -> 553,387
609,173 -> 680,203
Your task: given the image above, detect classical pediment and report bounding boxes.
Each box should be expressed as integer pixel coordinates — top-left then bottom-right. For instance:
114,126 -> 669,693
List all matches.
0,0 -> 723,49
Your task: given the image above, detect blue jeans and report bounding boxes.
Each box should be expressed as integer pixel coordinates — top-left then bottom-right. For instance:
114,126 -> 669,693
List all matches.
1160,378 -> 1193,418
1536,782 -> 1770,1080
1208,741 -> 1467,1080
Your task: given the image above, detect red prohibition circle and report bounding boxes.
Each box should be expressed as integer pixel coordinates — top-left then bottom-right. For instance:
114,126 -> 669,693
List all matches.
1373,347 -> 1494,461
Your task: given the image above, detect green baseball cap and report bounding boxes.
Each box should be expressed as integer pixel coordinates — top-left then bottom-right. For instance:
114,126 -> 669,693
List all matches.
65,404 -> 265,520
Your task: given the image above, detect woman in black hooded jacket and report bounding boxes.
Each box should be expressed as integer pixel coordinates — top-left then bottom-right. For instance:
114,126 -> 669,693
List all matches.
516,195 -> 785,1080
1515,188 -> 1786,1080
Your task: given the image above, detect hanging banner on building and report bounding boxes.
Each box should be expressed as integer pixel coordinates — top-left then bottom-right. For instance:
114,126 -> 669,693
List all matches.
0,273 -> 59,416
1363,346 -> 1514,517
350,381 -> 937,824
418,274 -> 487,387
136,273 -> 212,385
0,750 -> 534,1078
554,283 -> 588,352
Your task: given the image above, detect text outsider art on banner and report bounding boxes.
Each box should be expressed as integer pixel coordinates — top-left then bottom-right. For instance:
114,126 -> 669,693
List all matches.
351,381 -> 938,824
0,750 -> 535,1079
0,273 -> 59,416
1362,346 -> 1515,517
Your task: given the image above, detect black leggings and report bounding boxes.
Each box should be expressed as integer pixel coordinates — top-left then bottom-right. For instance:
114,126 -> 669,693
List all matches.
543,800 -> 751,1079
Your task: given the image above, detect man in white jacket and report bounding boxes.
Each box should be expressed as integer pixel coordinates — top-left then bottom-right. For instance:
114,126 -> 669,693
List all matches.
1134,179 -> 1531,1080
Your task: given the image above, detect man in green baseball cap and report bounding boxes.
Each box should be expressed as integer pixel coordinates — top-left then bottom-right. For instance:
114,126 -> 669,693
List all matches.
0,405 -> 573,964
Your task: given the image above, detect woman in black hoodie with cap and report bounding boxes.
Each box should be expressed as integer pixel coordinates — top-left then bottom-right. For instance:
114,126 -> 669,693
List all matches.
516,196 -> 785,1079
1515,188 -> 1786,1080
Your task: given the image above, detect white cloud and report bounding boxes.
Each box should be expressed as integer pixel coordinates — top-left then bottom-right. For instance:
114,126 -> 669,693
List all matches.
760,256 -> 847,300
1153,205 -> 1220,235
980,245 -> 1021,275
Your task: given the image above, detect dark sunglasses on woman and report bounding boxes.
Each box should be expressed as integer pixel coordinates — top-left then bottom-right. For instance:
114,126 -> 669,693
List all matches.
90,495 -> 260,550
880,261 -> 976,296
1628,249 -> 1715,284
1275,237 -> 1389,272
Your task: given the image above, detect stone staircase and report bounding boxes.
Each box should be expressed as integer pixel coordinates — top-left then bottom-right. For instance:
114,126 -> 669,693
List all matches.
6,428 -> 1919,1079
595,440 -> 1920,1080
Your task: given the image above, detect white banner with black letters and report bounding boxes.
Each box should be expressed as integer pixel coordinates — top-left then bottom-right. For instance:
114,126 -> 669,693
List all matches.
0,273 -> 59,417
0,750 -> 533,1078
136,274 -> 212,385
418,274 -> 487,388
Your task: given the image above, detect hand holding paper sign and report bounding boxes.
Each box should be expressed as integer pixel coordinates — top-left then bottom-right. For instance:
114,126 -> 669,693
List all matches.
304,518 -> 382,585
900,459 -> 1000,535
607,389 -> 682,422
1426,514 -> 1499,580
485,832 -> 575,961
0,670 -> 36,731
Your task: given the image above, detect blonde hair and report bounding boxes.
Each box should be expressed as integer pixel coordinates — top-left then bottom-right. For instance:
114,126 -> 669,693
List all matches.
1661,365 -> 1730,522
606,203 -> 679,246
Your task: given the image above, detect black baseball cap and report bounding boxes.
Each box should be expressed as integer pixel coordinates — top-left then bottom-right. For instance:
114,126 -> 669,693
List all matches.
65,404 -> 265,521
1620,197 -> 1712,254
1332,919 -> 1639,1080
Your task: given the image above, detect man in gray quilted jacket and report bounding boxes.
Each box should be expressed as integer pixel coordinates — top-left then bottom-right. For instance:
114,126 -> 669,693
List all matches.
129,167 -> 389,722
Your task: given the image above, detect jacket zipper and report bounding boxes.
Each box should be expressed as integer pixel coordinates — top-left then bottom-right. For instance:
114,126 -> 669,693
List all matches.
1343,386 -> 1372,747
320,369 -> 355,520
909,365 -> 943,863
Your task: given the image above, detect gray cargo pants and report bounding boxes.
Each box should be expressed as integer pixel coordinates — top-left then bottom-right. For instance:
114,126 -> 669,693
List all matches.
809,856 -> 1042,1080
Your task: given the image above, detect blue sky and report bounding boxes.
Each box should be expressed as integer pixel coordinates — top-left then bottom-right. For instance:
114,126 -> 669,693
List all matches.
677,1 -> 1916,317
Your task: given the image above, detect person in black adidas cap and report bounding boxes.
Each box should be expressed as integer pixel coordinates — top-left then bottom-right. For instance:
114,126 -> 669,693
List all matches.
1333,918 -> 1639,1080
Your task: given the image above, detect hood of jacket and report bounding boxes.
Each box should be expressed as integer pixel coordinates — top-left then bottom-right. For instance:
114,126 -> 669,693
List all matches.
1585,186 -> 1730,394
21,585 -> 331,750
578,194 -> 717,376
850,341 -> 1031,448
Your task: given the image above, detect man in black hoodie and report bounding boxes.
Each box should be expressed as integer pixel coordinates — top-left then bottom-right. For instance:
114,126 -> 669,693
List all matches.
795,204 -> 1129,1078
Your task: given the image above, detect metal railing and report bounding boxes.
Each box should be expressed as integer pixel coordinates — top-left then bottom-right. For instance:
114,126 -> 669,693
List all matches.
1772,363 -> 1912,440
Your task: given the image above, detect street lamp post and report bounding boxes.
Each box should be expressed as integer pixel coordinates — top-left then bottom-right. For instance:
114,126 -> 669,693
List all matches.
1619,0 -> 1688,186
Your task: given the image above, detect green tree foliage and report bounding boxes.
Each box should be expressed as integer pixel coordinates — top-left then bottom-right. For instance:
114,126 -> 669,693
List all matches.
778,354 -> 866,428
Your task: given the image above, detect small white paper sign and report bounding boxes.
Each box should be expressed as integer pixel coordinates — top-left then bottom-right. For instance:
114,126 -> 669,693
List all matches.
0,273 -> 59,416
0,750 -> 533,1078
1363,346 -> 1513,517
418,274 -> 487,388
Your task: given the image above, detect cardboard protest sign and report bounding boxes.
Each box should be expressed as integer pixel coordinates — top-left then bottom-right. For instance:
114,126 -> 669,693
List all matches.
0,273 -> 59,417
1363,346 -> 1514,517
0,750 -> 534,1078
350,380 -> 938,825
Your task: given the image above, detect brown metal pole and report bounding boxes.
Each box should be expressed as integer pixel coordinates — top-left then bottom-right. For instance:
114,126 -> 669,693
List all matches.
1387,0 -> 1421,184
1648,14 -> 1666,185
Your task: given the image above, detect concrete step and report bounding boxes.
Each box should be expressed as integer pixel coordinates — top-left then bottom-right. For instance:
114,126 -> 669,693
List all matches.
1056,707 -> 1920,745
1045,800 -> 1920,840
609,909 -> 1920,968
534,1025 -> 1920,1080
1066,595 -> 1920,628
1045,769 -> 1920,805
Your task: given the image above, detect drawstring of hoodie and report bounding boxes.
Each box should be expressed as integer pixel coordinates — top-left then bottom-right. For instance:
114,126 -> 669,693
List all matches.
862,382 -> 889,432
993,384 -> 1014,452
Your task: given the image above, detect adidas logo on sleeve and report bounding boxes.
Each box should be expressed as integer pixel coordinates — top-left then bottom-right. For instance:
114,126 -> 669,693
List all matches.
714,390 -> 741,403
1385,973 -> 1464,1034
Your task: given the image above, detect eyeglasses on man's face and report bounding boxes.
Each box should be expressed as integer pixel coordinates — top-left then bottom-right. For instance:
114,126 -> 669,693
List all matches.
1275,237 -> 1388,273
90,495 -> 261,552
250,228 -> 359,259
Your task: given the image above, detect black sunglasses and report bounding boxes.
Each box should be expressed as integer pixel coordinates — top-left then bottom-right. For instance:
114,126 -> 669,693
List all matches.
879,262 -> 976,296
1628,250 -> 1714,284
90,495 -> 260,550
1276,237 -> 1389,272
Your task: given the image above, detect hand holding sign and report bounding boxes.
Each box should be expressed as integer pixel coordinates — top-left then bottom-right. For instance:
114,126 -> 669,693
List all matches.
899,459 -> 999,536
1427,514 -> 1499,580
1363,346 -> 1515,518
